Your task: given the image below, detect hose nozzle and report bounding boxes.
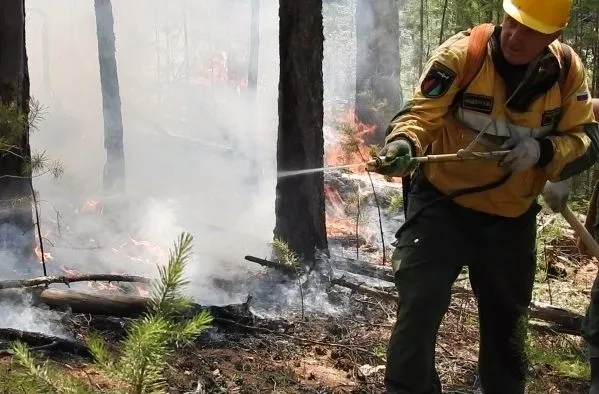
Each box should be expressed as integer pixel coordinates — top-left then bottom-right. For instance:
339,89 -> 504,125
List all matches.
365,156 -> 388,172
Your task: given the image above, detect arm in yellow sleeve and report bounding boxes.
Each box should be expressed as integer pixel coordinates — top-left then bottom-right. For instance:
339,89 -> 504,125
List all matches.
384,35 -> 468,156
541,49 -> 599,181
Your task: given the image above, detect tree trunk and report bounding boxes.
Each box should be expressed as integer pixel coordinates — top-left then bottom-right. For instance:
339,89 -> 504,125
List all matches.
248,0 -> 260,96
245,0 -> 261,190
439,0 -> 449,45
355,0 -> 402,144
274,0 -> 328,262
94,0 -> 125,194
0,0 -> 35,271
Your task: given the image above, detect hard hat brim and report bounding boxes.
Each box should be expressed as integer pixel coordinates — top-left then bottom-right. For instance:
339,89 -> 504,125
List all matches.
503,0 -> 565,34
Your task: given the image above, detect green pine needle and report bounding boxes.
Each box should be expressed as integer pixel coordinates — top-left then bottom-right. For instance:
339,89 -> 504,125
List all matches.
9,232 -> 213,394
147,232 -> 195,318
271,237 -> 300,267
170,310 -> 214,347
9,341 -> 93,393
0,103 -> 27,145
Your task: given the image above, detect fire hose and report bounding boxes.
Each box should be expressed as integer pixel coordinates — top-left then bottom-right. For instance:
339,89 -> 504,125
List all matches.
365,148 -> 599,262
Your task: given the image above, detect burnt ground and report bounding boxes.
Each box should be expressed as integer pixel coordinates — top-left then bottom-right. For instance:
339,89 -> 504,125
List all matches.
1,279 -> 591,394
0,209 -> 596,393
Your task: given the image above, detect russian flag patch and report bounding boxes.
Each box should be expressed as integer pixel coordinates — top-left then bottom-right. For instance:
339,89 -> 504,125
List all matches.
576,91 -> 589,101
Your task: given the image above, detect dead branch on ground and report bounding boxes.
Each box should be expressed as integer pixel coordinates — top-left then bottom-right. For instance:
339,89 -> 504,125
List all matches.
0,328 -> 90,358
0,274 -> 151,290
331,277 -> 398,302
244,255 -> 298,275
247,254 -> 586,336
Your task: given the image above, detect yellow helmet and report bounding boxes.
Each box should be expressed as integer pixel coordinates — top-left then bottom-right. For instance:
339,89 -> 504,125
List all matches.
503,0 -> 572,34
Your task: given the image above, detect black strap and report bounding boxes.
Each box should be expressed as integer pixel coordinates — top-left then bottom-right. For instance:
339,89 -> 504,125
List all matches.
401,174 -> 411,217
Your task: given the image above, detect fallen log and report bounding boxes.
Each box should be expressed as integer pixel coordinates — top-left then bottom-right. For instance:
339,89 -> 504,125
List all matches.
39,288 -> 147,317
329,256 -> 394,282
0,274 -> 151,290
246,253 -> 586,335
329,277 -> 585,335
528,301 -> 583,333
246,254 -> 393,283
330,277 -> 471,303
331,277 -> 398,302
35,288 -> 255,325
527,320 -> 581,336
0,328 -> 90,358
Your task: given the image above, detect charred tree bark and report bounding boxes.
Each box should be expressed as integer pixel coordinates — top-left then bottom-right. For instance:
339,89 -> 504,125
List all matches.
0,328 -> 91,357
0,0 -> 35,270
94,0 -> 125,193
274,0 -> 328,262
355,0 -> 402,144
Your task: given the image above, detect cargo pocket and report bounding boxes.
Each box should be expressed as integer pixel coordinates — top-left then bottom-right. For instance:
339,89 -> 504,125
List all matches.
390,227 -> 428,276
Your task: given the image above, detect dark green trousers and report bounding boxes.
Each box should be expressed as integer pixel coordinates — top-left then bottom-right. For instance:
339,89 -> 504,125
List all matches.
581,201 -> 599,356
583,274 -> 599,357
384,173 -> 540,394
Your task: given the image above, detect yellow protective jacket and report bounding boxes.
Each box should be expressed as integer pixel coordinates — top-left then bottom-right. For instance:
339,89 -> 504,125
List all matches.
386,26 -> 599,218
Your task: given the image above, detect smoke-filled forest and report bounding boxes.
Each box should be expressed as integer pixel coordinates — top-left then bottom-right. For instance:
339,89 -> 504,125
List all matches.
0,0 -> 597,392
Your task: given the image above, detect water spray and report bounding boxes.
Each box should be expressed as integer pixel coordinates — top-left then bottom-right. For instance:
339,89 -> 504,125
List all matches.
277,149 -> 511,178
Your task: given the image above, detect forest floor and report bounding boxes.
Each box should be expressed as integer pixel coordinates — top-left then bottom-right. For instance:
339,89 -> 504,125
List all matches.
0,204 -> 595,393
164,209 -> 599,394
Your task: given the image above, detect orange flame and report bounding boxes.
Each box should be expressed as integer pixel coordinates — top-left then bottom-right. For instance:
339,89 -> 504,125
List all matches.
324,106 -> 378,175
34,246 -> 53,263
324,180 -> 360,238
323,107 -> 391,243
75,199 -> 103,214
135,284 -> 150,297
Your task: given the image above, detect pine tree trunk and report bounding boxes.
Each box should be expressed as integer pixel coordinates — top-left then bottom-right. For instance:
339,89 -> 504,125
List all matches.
439,0 -> 449,45
355,0 -> 402,144
0,0 -> 35,270
94,0 -> 125,194
248,0 -> 260,95
245,0 -> 261,190
274,0 -> 328,262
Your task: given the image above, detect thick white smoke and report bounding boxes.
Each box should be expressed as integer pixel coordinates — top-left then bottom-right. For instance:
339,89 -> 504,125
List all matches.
24,0 -> 281,308
10,0 -> 393,333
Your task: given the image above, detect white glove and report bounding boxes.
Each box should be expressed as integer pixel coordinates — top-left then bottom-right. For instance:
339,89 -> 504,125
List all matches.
542,179 -> 572,212
499,137 -> 540,173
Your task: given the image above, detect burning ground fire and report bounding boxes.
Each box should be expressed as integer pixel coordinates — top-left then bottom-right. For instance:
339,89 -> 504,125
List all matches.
33,198 -> 168,297
323,107 -> 400,251
324,106 -> 379,175
324,184 -> 359,238
29,54 -> 242,297
200,50 -> 249,97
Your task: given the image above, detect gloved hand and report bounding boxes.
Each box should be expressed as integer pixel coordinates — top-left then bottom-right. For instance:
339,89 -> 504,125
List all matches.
367,139 -> 415,177
542,178 -> 572,212
499,136 -> 540,173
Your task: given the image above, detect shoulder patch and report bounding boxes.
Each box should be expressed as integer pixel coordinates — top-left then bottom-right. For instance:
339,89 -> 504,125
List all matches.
541,108 -> 561,127
421,61 -> 457,98
577,90 -> 590,102
461,93 -> 494,114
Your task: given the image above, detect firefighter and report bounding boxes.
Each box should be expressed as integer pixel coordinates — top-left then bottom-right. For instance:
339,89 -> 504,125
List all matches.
370,0 -> 599,392
581,98 -> 599,393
